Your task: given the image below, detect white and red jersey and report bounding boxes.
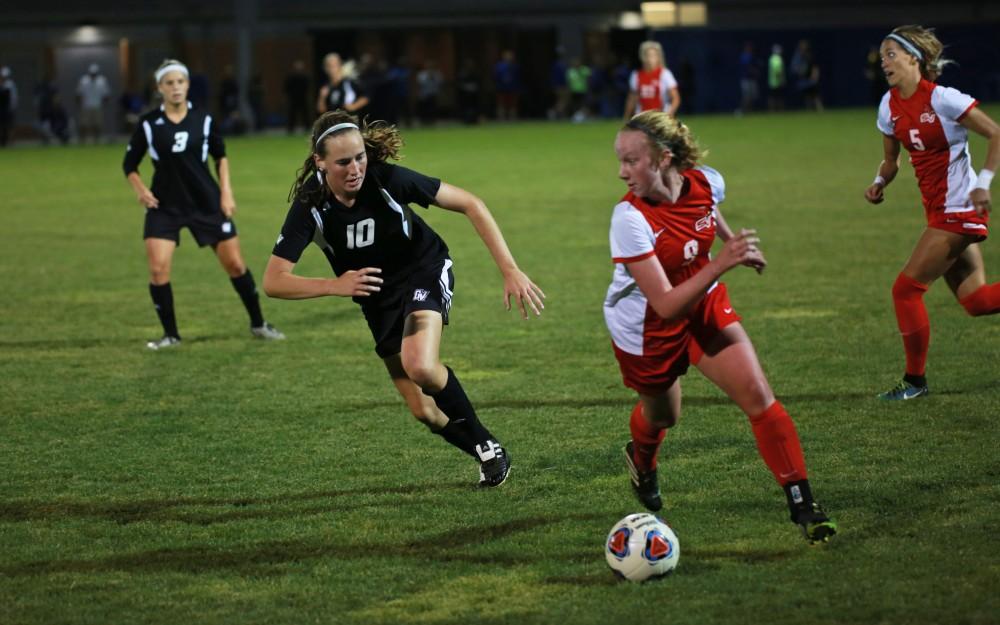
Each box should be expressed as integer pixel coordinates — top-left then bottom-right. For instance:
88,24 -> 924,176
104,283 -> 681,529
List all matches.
629,67 -> 679,115
877,79 -> 978,214
604,166 -> 724,357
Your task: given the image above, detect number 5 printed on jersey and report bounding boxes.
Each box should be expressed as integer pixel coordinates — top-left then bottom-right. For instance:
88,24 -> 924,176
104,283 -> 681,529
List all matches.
909,128 -> 925,151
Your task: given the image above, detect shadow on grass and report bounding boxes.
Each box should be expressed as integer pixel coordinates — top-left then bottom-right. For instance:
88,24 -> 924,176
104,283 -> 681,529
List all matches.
0,480 -> 471,525
1,512 -> 606,577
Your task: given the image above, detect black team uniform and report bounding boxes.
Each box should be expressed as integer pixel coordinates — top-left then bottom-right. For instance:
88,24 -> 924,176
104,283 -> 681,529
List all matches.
272,161 -> 510,486
123,103 -> 275,343
324,78 -> 366,114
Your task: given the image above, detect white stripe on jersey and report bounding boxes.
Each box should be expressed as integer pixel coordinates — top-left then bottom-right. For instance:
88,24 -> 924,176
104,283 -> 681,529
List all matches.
930,86 -> 977,213
202,115 -> 212,162
310,206 -> 334,253
696,165 -> 726,206
143,120 -> 159,161
605,200 -> 655,356
379,187 -> 411,238
438,258 -> 454,314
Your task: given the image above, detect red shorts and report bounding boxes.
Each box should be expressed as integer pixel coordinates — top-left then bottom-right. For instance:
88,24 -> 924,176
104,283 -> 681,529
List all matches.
612,337 -> 690,396
688,283 -> 742,366
927,208 -> 989,241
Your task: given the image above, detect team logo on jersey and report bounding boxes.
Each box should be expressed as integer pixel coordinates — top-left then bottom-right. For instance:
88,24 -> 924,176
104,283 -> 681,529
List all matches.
276,234 -> 284,245
155,117 -> 165,125
413,289 -> 430,302
919,108 -> 936,124
695,214 -> 714,232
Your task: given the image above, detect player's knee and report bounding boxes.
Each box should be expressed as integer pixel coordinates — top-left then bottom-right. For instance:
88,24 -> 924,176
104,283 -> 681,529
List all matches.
148,263 -> 171,284
892,273 -> 928,301
401,359 -> 438,391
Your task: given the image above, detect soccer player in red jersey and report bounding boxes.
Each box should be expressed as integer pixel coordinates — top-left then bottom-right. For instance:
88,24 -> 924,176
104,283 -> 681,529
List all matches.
606,110 -> 836,542
623,41 -> 681,120
863,25 -> 1000,400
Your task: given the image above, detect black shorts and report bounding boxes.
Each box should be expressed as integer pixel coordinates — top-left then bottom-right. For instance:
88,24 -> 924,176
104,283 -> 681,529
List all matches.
362,258 -> 455,358
143,208 -> 238,247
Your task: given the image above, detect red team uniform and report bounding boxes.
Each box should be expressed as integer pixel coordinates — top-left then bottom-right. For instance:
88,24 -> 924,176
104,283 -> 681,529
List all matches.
877,79 -> 988,239
604,165 -> 740,393
629,67 -> 679,116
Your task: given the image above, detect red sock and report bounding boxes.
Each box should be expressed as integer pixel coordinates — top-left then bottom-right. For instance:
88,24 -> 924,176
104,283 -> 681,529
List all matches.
959,283 -> 1000,316
749,401 -> 807,486
629,402 -> 666,472
891,274 -> 930,377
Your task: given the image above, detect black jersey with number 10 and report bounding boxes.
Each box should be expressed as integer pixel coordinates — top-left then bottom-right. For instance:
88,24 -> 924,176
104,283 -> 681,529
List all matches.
122,104 -> 226,216
272,161 -> 450,307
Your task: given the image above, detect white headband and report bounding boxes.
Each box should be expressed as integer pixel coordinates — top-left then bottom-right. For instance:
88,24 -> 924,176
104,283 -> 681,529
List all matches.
315,122 -> 359,148
885,34 -> 923,61
155,63 -> 189,83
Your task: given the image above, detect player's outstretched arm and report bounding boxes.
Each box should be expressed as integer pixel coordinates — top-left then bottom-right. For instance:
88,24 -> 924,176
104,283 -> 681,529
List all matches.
632,229 -> 762,322
960,107 -> 1000,216
865,134 -> 901,205
262,255 -> 382,300
433,182 -> 546,319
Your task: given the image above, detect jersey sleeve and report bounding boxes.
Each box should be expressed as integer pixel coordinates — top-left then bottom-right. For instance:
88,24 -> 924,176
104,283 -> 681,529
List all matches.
122,122 -> 148,176
696,165 -> 726,207
272,199 -> 317,263
875,91 -> 894,136
661,68 -> 678,91
376,163 -> 441,207
610,202 -> 655,264
628,70 -> 638,92
206,114 -> 226,160
932,85 -> 978,122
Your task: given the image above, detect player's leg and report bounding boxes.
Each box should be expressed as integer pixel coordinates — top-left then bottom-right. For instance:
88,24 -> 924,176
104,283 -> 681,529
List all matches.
883,228 -> 974,399
400,309 -> 508,486
945,242 -> 1000,316
625,382 -> 682,512
212,236 -> 284,339
694,323 -> 835,542
145,236 -> 181,348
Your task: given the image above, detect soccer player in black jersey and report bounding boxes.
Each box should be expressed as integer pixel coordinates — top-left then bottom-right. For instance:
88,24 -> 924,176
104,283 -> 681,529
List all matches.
316,53 -> 369,115
262,111 -> 545,487
123,59 -> 284,349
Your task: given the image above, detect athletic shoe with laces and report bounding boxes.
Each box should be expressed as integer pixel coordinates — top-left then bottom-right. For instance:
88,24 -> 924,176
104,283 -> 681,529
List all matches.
146,336 -> 181,351
624,441 -> 662,511
251,322 -> 286,340
476,440 -> 510,487
878,379 -> 929,401
792,501 -> 837,544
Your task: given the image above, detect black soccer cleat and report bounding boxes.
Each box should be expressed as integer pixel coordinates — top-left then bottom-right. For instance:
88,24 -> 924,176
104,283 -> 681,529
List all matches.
476,440 -> 510,488
625,441 -> 662,511
792,501 -> 837,544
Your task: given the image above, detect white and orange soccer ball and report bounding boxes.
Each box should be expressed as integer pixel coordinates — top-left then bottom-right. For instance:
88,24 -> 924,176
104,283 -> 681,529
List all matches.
605,513 -> 680,581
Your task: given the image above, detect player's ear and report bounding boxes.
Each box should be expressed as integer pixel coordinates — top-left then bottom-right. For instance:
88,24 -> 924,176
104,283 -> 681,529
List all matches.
312,152 -> 324,171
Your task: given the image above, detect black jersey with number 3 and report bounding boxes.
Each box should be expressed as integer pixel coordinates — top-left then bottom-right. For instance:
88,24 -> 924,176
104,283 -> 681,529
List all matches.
122,104 -> 226,216
273,161 -> 449,306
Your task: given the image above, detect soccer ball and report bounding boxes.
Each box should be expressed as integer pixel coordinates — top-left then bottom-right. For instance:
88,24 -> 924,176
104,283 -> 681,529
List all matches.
605,513 -> 680,581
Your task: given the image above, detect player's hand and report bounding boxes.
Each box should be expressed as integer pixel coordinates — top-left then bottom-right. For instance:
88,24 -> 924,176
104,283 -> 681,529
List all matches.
137,188 -> 159,209
743,246 -> 767,274
333,267 -> 382,297
715,229 -> 761,273
970,187 -> 991,216
864,182 -> 885,204
502,269 -> 546,319
221,190 -> 237,217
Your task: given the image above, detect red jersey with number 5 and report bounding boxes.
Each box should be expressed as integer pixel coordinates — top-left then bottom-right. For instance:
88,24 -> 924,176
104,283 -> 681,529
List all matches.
604,166 -> 723,357
877,79 -> 978,215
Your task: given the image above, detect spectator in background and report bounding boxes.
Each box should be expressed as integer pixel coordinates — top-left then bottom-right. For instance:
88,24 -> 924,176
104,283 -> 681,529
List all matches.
792,40 -> 823,112
249,73 -> 264,130
456,58 -> 481,125
611,56 -> 631,119
416,60 -> 443,126
567,57 -> 591,122
548,48 -> 569,120
494,50 -> 520,121
119,83 -> 145,134
76,63 -> 109,144
284,59 -> 311,134
767,44 -> 786,111
623,41 -> 680,120
317,53 -> 369,115
386,57 -> 412,126
219,65 -> 242,132
737,42 -> 760,115
0,66 -> 17,146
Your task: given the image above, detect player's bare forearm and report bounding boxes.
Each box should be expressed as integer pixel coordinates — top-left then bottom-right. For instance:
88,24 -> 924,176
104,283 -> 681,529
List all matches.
961,107 -> 1000,174
713,206 -> 734,241
436,183 -> 519,275
216,157 -> 233,193
263,255 -> 380,300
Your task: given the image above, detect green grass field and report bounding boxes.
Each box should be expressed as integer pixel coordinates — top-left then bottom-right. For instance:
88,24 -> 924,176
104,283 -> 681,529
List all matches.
1,108 -> 998,625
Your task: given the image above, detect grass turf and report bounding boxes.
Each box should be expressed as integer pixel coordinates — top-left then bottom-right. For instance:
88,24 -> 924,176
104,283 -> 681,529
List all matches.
1,107 -> 998,625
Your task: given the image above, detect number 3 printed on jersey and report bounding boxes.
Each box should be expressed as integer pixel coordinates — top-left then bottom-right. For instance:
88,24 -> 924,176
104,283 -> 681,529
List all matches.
172,131 -> 189,153
347,218 -> 375,249
909,128 -> 925,151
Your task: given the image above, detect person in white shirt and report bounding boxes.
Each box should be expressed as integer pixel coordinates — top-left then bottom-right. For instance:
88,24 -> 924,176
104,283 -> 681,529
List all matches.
77,63 -> 110,143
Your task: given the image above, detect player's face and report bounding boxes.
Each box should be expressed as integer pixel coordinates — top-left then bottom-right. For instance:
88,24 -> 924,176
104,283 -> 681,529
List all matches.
157,71 -> 189,105
642,47 -> 662,70
879,40 -> 919,88
324,56 -> 341,80
615,130 -> 667,198
315,130 -> 367,198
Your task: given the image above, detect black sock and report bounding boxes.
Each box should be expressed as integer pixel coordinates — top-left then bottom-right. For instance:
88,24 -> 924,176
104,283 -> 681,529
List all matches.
903,373 -> 927,388
149,282 -> 180,339
783,479 -> 814,521
427,366 -> 496,450
230,270 -> 265,328
432,420 -> 478,459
